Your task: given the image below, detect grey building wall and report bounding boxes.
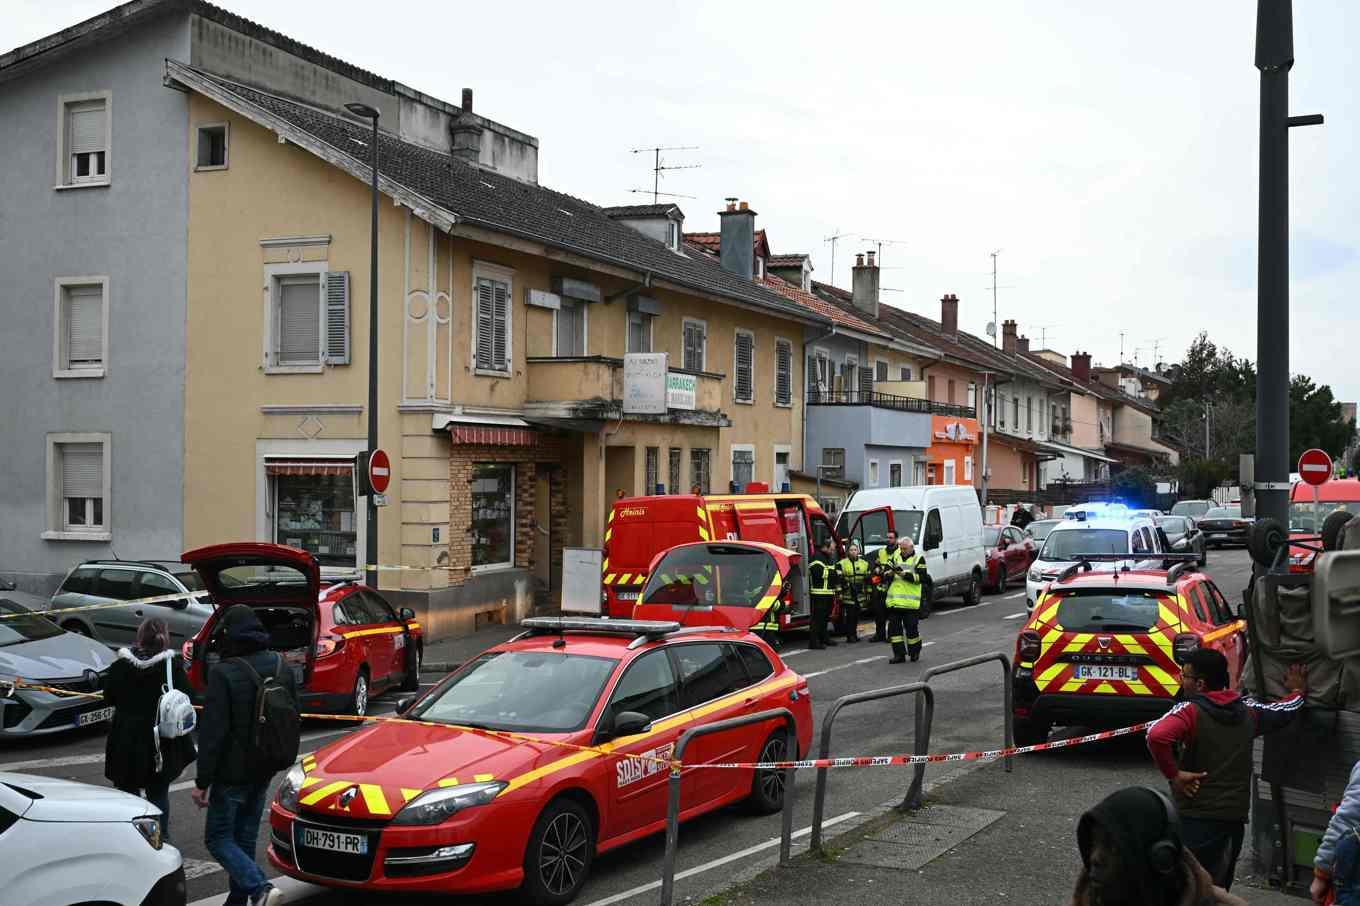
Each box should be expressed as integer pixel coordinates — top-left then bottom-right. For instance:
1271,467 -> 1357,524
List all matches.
806,405 -> 930,487
0,13 -> 191,592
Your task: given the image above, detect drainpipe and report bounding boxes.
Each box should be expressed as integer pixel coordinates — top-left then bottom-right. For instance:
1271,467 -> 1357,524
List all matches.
801,325 -> 838,479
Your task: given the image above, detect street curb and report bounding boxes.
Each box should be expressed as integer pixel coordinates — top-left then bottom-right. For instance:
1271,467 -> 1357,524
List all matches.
420,661 -> 460,675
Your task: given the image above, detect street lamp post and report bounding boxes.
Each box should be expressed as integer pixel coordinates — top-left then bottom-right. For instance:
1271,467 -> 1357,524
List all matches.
347,102 -> 381,590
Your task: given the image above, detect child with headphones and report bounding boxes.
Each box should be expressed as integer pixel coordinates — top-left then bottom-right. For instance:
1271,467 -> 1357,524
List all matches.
1313,759 -> 1360,904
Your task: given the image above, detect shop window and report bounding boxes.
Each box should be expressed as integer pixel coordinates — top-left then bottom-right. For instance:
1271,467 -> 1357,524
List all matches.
471,463 -> 515,568
269,461 -> 358,569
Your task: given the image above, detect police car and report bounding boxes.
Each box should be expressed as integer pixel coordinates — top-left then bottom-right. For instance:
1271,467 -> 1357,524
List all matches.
1025,507 -> 1168,611
1011,555 -> 1247,746
268,616 -> 812,903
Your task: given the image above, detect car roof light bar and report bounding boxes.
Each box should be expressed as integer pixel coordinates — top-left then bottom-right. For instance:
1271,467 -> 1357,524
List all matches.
520,617 -> 683,639
627,624 -> 738,649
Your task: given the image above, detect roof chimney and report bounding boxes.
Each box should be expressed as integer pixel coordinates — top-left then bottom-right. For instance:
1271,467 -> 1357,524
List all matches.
1002,319 -> 1018,353
718,199 -> 757,279
940,293 -> 959,336
1071,350 -> 1092,383
1017,335 -> 1030,354
851,251 -> 879,319
449,86 -> 483,164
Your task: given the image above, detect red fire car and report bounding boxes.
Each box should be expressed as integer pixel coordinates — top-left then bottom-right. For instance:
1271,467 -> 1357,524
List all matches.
180,543 -> 422,716
267,616 -> 812,903
982,525 -> 1037,593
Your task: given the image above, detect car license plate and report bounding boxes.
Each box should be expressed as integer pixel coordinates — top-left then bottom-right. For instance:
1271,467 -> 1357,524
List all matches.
301,826 -> 368,855
616,591 -> 639,601
1074,665 -> 1139,682
75,706 -> 114,727
1210,533 -> 1227,540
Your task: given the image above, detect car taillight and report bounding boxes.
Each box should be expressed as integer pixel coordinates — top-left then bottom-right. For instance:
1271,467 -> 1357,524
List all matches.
315,634 -> 346,658
1173,633 -> 1201,663
1018,630 -> 1041,661
181,641 -> 194,663
601,589 -> 609,606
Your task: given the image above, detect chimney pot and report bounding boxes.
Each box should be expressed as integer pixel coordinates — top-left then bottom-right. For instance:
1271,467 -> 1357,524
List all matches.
725,197 -> 737,212
866,250 -> 876,267
461,87 -> 473,112
940,293 -> 959,336
1002,319 -> 1018,353
855,253 -> 864,267
1018,335 -> 1031,354
1070,350 -> 1093,383
738,200 -> 749,211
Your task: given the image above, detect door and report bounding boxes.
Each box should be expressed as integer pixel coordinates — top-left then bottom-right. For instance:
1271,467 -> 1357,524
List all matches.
922,508 -> 945,580
1204,581 -> 1247,685
604,649 -> 683,839
670,642 -> 751,805
133,571 -> 195,647
844,506 -> 895,554
356,591 -> 401,686
91,568 -> 141,645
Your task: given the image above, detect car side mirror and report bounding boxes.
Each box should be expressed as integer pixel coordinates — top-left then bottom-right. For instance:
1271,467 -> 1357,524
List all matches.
171,597 -> 189,610
399,607 -> 416,622
600,710 -> 651,742
395,695 -> 417,715
1235,602 -> 1247,621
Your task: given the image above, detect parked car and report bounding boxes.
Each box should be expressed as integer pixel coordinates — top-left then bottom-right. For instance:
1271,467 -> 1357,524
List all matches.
0,597 -> 116,737
1024,513 -> 1167,612
1155,515 -> 1207,566
982,526 -> 1036,593
1170,499 -> 1214,519
1024,519 -> 1062,545
49,560 -> 214,648
1199,506 -> 1253,548
1,771 -> 185,905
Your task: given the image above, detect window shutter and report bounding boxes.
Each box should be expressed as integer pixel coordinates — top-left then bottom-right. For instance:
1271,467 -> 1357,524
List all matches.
492,280 -> 509,370
806,355 -> 818,396
61,443 -> 103,498
876,361 -> 888,382
775,341 -> 792,405
683,323 -> 704,371
278,279 -> 321,364
735,333 -> 753,401
324,271 -> 350,364
859,366 -> 873,398
68,101 -> 106,155
64,285 -> 103,366
475,279 -> 495,369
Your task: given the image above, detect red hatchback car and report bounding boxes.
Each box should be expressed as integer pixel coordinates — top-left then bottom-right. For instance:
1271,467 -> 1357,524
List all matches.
180,543 -> 423,716
267,617 -> 811,904
982,525 -> 1037,593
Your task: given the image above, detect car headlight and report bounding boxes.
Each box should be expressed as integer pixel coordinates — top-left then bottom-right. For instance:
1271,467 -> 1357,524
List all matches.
1028,568 -> 1041,583
390,781 -> 507,826
276,763 -> 306,812
132,815 -> 163,850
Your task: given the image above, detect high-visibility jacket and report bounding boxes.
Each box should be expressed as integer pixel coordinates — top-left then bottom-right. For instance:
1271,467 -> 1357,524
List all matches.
809,554 -> 837,601
836,556 -> 871,605
885,550 -> 925,611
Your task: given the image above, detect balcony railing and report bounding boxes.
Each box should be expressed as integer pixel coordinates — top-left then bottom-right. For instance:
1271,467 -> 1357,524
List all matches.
808,389 -> 975,419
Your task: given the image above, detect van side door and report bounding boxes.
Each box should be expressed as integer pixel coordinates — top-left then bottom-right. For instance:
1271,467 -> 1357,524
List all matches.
922,508 -> 945,578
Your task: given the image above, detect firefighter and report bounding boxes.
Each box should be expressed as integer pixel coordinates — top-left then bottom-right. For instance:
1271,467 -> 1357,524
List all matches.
808,537 -> 839,650
836,541 -> 871,643
885,535 -> 927,663
868,529 -> 897,642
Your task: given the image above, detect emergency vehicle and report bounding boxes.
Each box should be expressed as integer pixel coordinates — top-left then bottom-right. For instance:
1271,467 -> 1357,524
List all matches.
633,540 -> 801,634
1285,477 -> 1360,572
1011,554 -> 1247,747
267,616 -> 812,904
602,487 -> 842,631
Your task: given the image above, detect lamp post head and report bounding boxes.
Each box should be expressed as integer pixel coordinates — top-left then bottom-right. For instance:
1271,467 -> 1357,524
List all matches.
345,102 -> 381,119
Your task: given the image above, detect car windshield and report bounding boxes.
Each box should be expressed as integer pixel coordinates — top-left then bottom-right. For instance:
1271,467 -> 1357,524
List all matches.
983,527 -> 1002,546
1290,501 -> 1360,533
1039,529 -> 1128,561
410,650 -> 616,733
1204,507 -> 1241,519
1156,517 -> 1188,534
1027,520 -> 1060,542
834,509 -> 925,547
0,599 -> 65,647
1171,501 -> 1211,518
1053,590 -> 1168,632
641,545 -> 778,608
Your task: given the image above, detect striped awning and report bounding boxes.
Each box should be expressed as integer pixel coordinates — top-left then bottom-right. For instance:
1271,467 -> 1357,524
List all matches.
448,425 -> 538,447
265,460 -> 352,477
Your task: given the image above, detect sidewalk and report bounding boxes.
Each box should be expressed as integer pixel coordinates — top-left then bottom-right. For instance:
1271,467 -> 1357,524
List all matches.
418,620 -> 525,674
692,745 -> 1304,906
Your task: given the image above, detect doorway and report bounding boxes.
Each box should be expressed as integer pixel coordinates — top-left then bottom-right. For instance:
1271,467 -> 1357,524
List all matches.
533,469 -> 551,591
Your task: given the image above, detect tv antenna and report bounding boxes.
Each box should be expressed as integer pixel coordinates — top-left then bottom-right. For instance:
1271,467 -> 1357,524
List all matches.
824,229 -> 855,288
987,250 -> 1007,347
861,237 -> 908,268
626,188 -> 696,200
1145,337 -> 1166,368
630,145 -> 700,203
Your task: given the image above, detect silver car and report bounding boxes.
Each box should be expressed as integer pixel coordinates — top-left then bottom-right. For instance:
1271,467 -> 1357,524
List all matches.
0,597 -> 116,737
48,560 -> 213,649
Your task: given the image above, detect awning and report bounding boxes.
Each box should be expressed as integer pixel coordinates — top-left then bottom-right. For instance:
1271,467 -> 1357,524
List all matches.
1038,440 -> 1119,464
265,460 -> 352,477
432,412 -> 538,447
988,433 -> 1056,459
1104,440 -> 1176,461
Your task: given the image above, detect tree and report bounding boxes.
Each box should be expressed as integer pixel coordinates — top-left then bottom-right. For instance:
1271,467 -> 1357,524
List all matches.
1289,375 -> 1352,462
1178,457 -> 1232,499
1110,467 -> 1157,508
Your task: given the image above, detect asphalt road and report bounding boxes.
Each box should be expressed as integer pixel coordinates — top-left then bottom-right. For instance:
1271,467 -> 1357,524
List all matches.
2,548 -> 1259,906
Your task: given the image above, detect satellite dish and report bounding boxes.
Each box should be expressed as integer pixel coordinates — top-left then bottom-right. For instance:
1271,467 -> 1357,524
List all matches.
986,322 -> 997,337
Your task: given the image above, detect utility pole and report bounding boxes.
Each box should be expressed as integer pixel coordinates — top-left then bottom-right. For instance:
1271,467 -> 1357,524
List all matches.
629,145 -> 700,203
989,250 -> 1001,347
824,230 -> 853,288
1119,332 -> 1126,364
979,372 -> 993,505
1204,400 -> 1212,459
1255,0 -> 1323,529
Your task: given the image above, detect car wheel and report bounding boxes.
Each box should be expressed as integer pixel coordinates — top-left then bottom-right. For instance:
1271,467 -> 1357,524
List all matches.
62,620 -> 90,637
1014,717 -> 1051,748
521,797 -> 595,906
1248,517 -> 1288,568
964,571 -> 982,605
350,669 -> 369,717
745,731 -> 792,814
1322,510 -> 1353,552
399,641 -> 421,692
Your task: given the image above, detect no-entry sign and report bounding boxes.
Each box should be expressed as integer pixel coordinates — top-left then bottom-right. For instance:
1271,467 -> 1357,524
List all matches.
368,449 -> 391,495
1298,448 -> 1333,487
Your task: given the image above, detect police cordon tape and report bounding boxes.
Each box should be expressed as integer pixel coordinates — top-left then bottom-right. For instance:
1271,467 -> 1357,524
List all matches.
3,678 -> 1155,771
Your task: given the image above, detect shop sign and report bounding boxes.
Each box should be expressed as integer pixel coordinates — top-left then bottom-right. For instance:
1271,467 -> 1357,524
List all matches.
623,353 -> 668,415
933,421 -> 976,443
666,372 -> 697,411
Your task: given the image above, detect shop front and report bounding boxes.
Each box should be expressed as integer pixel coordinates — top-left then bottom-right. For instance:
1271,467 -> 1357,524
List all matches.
926,414 -> 980,486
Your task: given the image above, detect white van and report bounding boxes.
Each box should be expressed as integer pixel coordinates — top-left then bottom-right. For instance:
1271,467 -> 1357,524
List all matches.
833,486 -> 986,613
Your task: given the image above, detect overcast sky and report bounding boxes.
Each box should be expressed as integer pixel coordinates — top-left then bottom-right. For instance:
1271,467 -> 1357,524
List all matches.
11,1 -> 1357,401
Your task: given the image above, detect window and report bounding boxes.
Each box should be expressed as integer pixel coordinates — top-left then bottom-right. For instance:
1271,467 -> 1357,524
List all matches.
682,319 -> 706,371
968,382 -> 977,410
474,266 -> 512,373
858,365 -> 873,397
774,448 -> 790,491
645,447 -> 660,495
276,274 -> 321,364
269,460 -> 357,569
734,330 -> 754,402
1013,396 -> 1020,428
46,434 -> 110,540
774,338 -> 792,406
668,448 -> 682,495
1026,397 -> 1033,433
608,650 -> 679,723
890,462 -> 903,487
943,459 -> 957,485
136,571 -> 183,606
554,298 -> 586,356
999,394 -> 1006,428
627,310 -> 653,353
95,568 -> 138,600
809,350 -> 832,394
1131,529 -> 1149,554
59,567 -> 98,595
900,366 -> 912,381
928,375 -> 937,401
266,269 -> 349,370
876,361 -> 889,382
947,379 -> 956,404
674,643 -> 745,709
1187,584 -> 1211,623
924,510 -> 944,549
53,277 -> 107,377
822,448 -> 845,479
734,643 -> 774,683
471,463 -> 515,568
1206,583 -> 1234,625
841,355 -> 858,393
195,123 -> 228,170
667,220 -> 680,251
914,461 -> 927,484
755,257 -> 765,280
964,455 -> 974,482
868,460 -> 880,487
58,93 -> 109,186
690,449 -> 711,494
731,446 -> 754,489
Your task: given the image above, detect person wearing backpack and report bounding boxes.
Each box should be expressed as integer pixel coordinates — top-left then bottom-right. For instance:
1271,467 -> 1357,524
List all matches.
193,605 -> 299,906
103,617 -> 197,842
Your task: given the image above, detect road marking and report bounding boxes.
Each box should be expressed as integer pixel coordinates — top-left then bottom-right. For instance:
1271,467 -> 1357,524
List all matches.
803,656 -> 882,679
580,810 -> 861,906
781,648 -> 810,658
1003,612 -> 1028,620
182,858 -> 222,879
188,875 -> 324,906
0,751 -> 106,772
1005,591 -> 1027,599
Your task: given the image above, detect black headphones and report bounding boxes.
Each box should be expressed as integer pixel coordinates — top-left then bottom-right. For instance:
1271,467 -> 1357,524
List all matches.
1146,787 -> 1182,876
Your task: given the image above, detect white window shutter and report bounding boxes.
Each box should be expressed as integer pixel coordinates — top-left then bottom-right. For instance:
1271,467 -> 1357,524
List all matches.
278,279 -> 321,364
68,102 -> 106,155
64,285 -> 103,367
324,271 -> 350,364
492,280 -> 509,370
61,443 -> 103,498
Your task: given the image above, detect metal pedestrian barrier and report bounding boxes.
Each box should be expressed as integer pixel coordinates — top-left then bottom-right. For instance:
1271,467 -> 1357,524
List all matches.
659,708 -> 797,906
810,681 -> 934,849
905,651 -> 1014,809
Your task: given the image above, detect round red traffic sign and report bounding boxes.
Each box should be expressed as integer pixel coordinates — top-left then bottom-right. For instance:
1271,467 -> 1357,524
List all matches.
368,449 -> 391,494
1298,448 -> 1333,487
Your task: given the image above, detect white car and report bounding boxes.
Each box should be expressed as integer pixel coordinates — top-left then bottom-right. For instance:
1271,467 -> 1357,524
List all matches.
0,771 -> 185,906
1024,514 -> 1167,611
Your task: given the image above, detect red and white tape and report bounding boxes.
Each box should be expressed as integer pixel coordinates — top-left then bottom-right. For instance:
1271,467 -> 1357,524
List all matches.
701,721 -> 1155,770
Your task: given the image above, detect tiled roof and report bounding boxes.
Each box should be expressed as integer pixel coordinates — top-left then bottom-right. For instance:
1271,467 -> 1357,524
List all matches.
760,275 -> 886,337
768,254 -> 811,268
602,203 -> 682,219
684,230 -> 771,256
176,67 -> 823,326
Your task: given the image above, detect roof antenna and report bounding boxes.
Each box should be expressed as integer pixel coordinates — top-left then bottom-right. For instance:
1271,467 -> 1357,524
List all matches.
553,618 -> 566,649
629,145 -> 701,203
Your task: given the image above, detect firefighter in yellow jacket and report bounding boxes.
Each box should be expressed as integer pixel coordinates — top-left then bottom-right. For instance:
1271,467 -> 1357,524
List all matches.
807,537 -> 839,650
885,535 -> 928,663
836,542 -> 871,643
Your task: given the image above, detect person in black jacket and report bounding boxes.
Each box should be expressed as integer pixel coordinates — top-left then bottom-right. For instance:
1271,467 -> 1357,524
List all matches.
103,617 -> 196,842
192,605 -> 298,906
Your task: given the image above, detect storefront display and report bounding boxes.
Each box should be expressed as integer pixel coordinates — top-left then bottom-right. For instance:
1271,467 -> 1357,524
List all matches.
471,463 -> 514,567
268,461 -> 357,569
